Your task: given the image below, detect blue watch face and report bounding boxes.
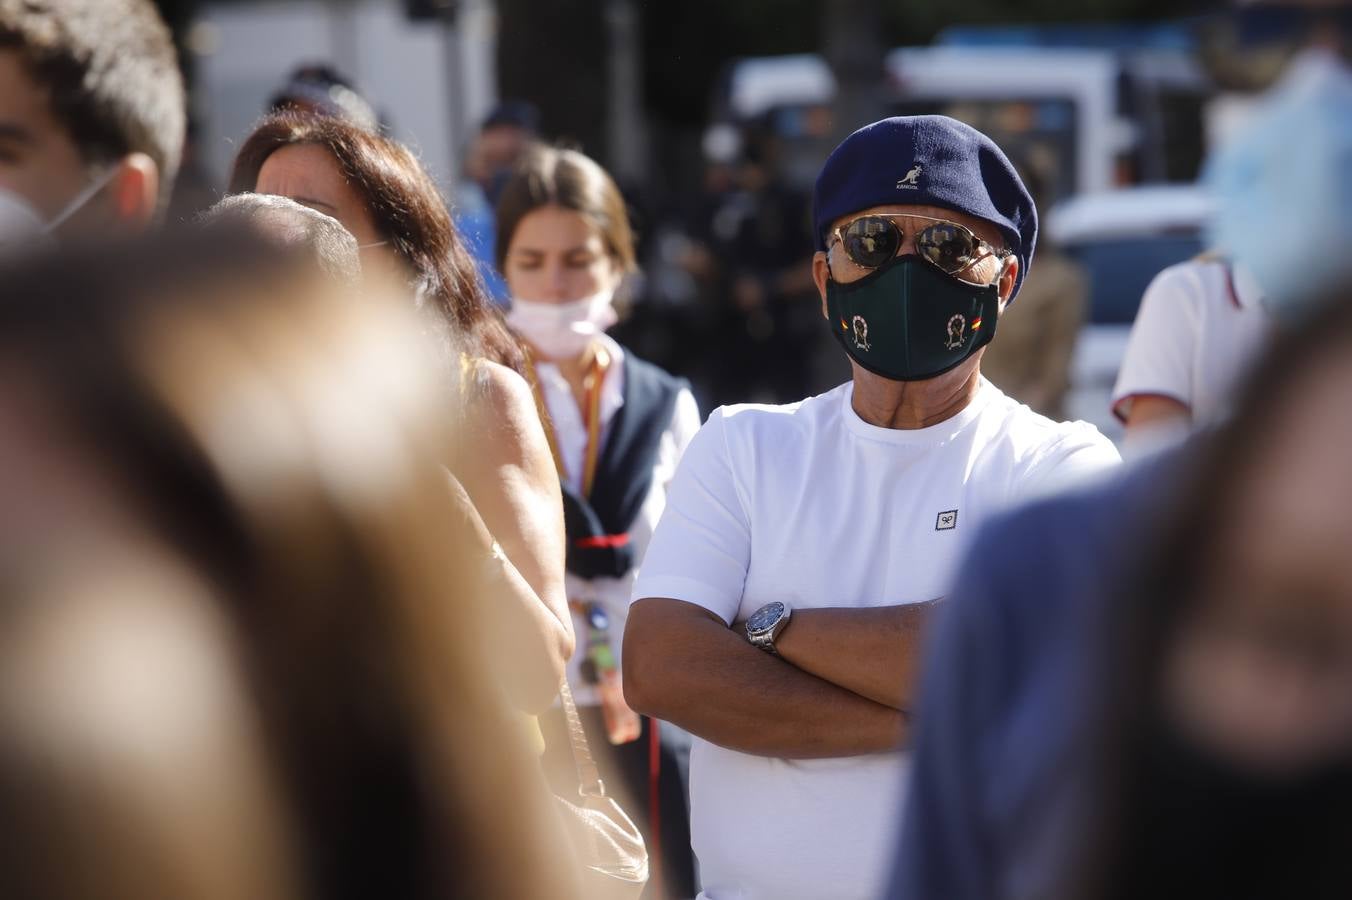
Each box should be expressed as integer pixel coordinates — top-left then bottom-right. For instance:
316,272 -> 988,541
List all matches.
748,602 -> 784,633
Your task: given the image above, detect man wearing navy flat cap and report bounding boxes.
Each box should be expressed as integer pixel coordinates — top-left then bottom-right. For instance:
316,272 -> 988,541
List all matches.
624,116 -> 1118,900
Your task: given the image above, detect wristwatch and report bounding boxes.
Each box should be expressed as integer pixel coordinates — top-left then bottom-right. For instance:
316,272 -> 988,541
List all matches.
745,601 -> 792,654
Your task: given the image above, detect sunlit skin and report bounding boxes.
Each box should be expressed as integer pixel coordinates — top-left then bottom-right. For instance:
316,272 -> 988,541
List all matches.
0,50 -> 158,234
811,203 -> 1018,430
1124,394 -> 1191,438
254,143 -> 401,279
1166,351 -> 1352,774
503,204 -> 623,408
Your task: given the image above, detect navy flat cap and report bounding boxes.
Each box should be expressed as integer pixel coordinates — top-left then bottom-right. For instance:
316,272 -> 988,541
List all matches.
812,115 -> 1038,299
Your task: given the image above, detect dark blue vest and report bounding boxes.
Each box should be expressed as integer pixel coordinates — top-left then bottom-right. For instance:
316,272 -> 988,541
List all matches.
560,352 -> 688,580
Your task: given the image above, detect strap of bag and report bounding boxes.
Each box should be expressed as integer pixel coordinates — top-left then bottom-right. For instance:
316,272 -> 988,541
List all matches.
559,679 -> 607,798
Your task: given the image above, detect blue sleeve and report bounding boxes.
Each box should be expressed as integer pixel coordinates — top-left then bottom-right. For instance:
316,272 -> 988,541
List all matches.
888,540 -> 1009,900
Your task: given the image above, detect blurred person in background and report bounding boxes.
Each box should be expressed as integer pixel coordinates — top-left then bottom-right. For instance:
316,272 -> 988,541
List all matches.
496,145 -> 701,900
623,116 -> 1118,900
267,63 -> 380,132
1113,1 -> 1349,450
702,122 -> 822,408
979,158 -> 1085,420
0,232 -> 582,900
639,123 -> 747,406
231,113 -> 574,713
0,0 -> 184,248
194,192 -> 361,285
1111,253 -> 1271,448
458,100 -> 542,304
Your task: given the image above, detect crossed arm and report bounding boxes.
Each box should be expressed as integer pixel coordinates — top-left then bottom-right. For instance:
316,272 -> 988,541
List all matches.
623,597 -> 936,758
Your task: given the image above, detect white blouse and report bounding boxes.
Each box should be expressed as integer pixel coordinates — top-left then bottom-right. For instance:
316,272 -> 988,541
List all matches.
533,334 -> 701,706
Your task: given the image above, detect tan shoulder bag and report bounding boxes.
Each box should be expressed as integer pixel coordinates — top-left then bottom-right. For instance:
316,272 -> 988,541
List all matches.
553,680 -> 649,899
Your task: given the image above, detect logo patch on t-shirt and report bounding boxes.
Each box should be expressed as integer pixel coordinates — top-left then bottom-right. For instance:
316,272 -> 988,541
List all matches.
935,509 -> 958,530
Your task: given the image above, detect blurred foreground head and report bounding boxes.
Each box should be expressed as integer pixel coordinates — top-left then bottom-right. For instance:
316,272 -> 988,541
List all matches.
0,232 -> 577,900
1082,284 -> 1352,899
195,192 -> 361,285
0,0 -> 185,243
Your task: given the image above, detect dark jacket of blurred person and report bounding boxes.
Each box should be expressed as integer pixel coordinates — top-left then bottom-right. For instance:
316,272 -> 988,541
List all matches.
700,126 -> 824,407
889,286 -> 1352,900
0,232 -> 583,900
0,0 -> 185,242
231,113 -> 576,715
495,145 -> 700,900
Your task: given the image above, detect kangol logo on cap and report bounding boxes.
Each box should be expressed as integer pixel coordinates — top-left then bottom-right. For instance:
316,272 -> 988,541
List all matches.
896,163 -> 923,190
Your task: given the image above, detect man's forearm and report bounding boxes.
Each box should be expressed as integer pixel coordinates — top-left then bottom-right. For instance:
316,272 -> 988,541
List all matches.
624,598 -> 906,759
769,601 -> 939,712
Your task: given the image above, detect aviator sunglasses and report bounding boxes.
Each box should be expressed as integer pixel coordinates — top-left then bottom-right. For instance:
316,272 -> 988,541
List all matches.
828,213 -> 1010,282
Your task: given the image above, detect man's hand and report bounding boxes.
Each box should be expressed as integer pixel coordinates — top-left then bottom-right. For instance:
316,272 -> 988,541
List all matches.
624,597 -> 906,759
734,601 -> 940,712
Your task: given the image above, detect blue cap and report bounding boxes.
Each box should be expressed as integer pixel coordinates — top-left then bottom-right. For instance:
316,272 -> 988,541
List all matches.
812,116 -> 1038,298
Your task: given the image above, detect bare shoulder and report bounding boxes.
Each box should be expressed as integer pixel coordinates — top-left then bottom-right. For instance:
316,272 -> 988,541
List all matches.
462,359 -> 551,468
469,359 -> 536,417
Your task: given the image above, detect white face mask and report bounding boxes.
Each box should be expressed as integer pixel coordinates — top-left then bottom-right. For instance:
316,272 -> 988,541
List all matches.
0,187 -> 54,255
0,168 -> 118,256
506,290 -> 619,360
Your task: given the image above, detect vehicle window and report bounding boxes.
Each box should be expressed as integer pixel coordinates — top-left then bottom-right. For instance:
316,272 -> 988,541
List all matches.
1065,235 -> 1205,325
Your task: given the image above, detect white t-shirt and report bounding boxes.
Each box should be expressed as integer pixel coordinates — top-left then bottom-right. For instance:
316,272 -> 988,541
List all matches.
1112,259 -> 1272,436
536,335 -> 701,706
631,379 -> 1119,900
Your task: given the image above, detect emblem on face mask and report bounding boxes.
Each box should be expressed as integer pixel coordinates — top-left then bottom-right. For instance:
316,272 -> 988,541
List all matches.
851,315 -> 871,351
896,164 -> 923,189
945,314 -> 966,350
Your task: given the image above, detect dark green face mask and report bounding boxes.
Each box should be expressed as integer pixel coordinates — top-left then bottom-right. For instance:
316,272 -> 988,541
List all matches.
825,254 -> 1001,382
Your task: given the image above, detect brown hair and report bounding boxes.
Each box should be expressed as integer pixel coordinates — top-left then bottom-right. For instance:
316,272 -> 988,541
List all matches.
0,0 -> 185,190
493,145 -> 637,274
0,232 -> 579,900
230,113 -> 525,373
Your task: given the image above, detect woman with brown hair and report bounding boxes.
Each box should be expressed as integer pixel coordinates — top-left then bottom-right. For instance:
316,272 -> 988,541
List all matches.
230,114 -> 573,714
496,145 -> 701,899
0,231 -> 582,900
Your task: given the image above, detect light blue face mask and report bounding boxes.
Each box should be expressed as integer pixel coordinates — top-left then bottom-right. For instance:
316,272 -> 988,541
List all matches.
1205,51 -> 1352,323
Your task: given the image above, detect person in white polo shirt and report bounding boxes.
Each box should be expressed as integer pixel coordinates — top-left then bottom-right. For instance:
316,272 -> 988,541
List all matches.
621,115 -> 1120,900
1112,255 -> 1272,449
